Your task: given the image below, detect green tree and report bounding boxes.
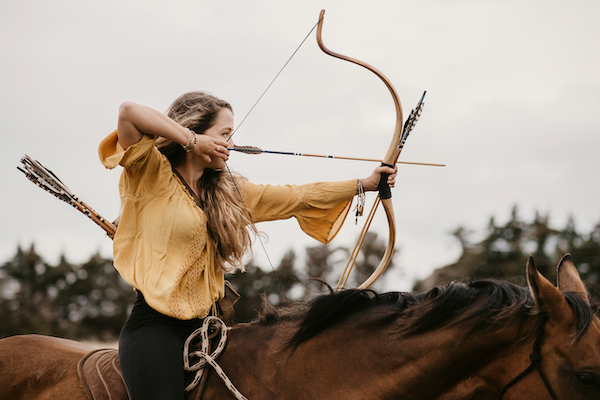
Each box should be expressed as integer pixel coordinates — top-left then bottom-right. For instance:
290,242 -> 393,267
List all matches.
565,221 -> 600,297
228,232 -> 398,322
1,232 -> 399,334
0,245 -> 61,336
414,206 -> 600,295
0,245 -> 134,340
55,253 -> 136,341
304,243 -> 345,284
302,232 -> 398,294
476,206 -> 527,279
352,232 -> 396,289
226,249 -> 302,323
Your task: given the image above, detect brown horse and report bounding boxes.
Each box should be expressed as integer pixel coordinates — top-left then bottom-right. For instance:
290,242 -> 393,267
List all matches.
1,254 -> 599,399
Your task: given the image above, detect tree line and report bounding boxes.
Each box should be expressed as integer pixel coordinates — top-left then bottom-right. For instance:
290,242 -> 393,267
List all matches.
0,232 -> 393,341
413,205 -> 600,297
3,205 -> 600,341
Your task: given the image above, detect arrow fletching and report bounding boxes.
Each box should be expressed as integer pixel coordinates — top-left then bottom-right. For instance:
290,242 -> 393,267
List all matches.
18,155 -> 116,239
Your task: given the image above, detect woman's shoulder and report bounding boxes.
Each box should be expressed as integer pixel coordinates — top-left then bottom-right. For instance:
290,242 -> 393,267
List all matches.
99,131 -> 160,170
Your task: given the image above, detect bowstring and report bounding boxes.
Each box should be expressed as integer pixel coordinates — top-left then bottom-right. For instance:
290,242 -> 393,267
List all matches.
227,17 -> 320,143
225,17 -> 321,306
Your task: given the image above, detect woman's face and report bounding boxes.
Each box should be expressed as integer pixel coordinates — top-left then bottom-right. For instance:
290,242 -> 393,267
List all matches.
201,107 -> 234,169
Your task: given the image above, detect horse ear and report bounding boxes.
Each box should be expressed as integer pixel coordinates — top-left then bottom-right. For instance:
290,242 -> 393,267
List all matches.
527,256 -> 572,324
556,253 -> 589,305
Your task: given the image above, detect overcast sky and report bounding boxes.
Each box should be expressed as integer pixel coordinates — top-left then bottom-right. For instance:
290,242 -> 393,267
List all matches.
2,0 -> 599,291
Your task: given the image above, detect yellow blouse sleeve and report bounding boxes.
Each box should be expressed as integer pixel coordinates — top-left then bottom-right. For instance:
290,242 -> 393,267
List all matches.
241,180 -> 357,244
98,130 -> 157,170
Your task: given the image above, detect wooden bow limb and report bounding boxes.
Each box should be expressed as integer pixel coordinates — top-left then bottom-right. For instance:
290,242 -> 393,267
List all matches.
228,146 -> 444,167
343,92 -> 425,289
317,9 -> 406,291
18,155 -> 116,239
336,196 -> 381,290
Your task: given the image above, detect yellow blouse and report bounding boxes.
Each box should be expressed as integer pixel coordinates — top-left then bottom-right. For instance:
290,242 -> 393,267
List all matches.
99,131 -> 357,320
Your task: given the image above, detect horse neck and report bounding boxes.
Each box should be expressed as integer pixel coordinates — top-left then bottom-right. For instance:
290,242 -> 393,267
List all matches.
203,311 -> 538,400
420,317 -> 539,399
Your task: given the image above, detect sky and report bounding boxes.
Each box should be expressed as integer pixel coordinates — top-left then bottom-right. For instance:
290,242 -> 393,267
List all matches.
1,0 -> 599,291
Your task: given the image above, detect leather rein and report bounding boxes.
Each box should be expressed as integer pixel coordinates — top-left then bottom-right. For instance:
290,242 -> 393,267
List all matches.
498,317 -> 560,400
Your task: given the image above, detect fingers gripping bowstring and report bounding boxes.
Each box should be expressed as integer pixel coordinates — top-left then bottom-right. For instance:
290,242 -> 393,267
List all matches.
224,17 -> 322,305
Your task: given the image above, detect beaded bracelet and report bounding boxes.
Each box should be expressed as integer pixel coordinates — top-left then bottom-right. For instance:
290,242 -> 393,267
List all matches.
354,179 -> 365,224
182,128 -> 197,152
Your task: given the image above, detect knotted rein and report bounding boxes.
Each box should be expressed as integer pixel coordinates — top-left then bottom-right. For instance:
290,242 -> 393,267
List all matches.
498,317 -> 559,400
183,316 -> 248,400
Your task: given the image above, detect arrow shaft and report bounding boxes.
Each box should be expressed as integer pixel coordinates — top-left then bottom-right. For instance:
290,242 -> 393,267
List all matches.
228,147 -> 444,167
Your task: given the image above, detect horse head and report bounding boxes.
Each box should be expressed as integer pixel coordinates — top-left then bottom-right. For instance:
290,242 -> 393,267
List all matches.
519,254 -> 600,399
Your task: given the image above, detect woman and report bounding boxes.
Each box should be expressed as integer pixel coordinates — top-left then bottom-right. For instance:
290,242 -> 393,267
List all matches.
98,91 -> 397,399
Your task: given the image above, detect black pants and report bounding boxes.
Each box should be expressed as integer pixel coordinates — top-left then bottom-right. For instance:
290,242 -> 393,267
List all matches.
119,292 -> 204,400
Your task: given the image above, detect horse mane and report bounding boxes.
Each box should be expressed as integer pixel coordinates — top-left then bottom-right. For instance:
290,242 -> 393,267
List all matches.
257,279 -> 598,349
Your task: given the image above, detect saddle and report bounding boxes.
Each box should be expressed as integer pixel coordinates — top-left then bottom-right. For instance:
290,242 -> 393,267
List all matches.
77,348 -> 212,400
77,283 -> 239,400
77,348 -> 129,400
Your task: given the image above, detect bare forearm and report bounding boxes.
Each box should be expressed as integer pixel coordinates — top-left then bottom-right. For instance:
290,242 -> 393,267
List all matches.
117,102 -> 189,149
116,101 -> 230,164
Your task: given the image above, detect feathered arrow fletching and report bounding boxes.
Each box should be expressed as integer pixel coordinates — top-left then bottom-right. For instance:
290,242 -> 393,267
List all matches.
18,155 -> 116,239
398,91 -> 426,151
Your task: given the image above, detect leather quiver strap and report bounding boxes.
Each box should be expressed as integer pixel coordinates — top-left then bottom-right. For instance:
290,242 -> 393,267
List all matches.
215,280 -> 240,325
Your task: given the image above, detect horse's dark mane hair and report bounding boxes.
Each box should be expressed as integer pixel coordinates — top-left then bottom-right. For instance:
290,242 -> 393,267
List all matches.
257,279 -> 598,348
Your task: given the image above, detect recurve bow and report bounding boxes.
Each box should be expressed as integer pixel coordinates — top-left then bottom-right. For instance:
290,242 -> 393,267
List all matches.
316,10 -> 406,290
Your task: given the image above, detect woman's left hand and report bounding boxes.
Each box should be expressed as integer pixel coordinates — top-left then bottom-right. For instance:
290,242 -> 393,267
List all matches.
360,164 -> 398,192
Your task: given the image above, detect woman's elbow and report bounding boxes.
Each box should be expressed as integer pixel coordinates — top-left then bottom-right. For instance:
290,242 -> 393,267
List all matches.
118,101 -> 138,123
117,102 -> 143,148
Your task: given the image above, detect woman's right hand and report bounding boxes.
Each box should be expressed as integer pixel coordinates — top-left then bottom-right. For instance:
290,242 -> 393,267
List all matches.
193,134 -> 230,164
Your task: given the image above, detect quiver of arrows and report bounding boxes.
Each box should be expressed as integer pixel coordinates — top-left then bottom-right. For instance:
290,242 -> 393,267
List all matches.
18,155 -> 116,239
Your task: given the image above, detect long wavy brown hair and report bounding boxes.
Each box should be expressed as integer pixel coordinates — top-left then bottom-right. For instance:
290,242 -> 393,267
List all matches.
157,91 -> 255,273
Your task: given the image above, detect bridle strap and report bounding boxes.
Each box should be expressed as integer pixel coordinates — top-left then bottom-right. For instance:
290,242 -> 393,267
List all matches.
531,356 -> 560,400
498,362 -> 536,399
498,356 -> 559,400
498,319 -> 559,400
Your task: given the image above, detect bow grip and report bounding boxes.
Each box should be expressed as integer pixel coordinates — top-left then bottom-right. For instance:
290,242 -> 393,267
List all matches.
377,162 -> 394,199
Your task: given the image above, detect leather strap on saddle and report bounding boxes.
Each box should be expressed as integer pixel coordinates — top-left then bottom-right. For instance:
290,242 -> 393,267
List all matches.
216,280 -> 240,325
